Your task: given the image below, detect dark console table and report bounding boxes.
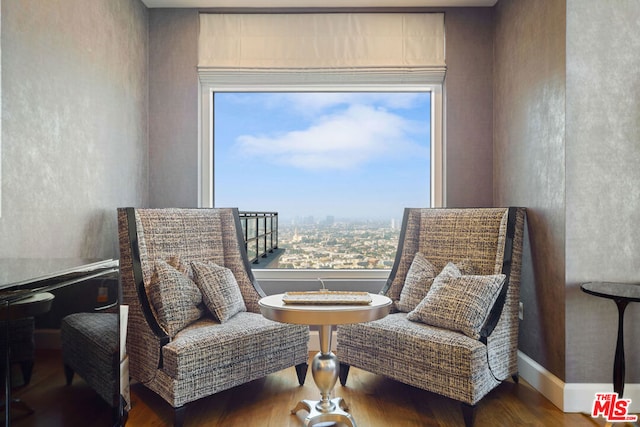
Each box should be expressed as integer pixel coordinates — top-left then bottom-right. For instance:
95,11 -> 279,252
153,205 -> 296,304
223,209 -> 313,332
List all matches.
581,281 -> 640,397
0,258 -> 119,425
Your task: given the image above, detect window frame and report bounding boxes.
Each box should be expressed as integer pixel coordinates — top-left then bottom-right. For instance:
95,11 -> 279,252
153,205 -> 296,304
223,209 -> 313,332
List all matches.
198,69 -> 444,281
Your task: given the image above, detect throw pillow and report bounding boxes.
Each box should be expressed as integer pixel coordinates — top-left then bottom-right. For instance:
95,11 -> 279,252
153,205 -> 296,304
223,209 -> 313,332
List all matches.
437,261 -> 464,279
167,255 -> 194,279
404,260 -> 460,316
454,259 -> 477,276
191,261 -> 246,323
147,260 -> 205,337
408,273 -> 506,340
397,252 -> 437,312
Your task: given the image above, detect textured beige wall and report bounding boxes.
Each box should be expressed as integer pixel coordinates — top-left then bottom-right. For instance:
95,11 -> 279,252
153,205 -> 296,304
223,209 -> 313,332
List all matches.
444,8 -> 494,208
495,0 -> 640,385
0,0 -> 148,258
493,0 -> 567,379
565,0 -> 640,383
0,0 -> 2,219
148,9 -> 199,208
147,8 -> 495,210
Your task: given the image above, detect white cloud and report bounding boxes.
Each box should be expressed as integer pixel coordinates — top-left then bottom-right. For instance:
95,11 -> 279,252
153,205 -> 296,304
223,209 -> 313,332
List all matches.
235,104 -> 427,170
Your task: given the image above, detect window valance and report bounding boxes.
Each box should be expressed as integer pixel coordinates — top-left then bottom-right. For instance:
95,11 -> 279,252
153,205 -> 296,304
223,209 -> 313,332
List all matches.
198,12 -> 445,72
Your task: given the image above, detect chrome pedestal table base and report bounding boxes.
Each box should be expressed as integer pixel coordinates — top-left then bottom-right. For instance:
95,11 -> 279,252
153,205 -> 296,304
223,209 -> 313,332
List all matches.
258,293 -> 391,427
292,397 -> 354,427
291,325 -> 356,427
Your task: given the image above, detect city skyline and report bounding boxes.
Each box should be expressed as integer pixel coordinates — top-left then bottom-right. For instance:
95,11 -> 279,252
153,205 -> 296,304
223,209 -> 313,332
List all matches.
214,92 -> 432,220
274,216 -> 401,269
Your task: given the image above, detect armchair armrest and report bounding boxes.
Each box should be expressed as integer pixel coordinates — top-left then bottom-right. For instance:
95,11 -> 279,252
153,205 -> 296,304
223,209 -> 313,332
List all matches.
124,208 -> 171,365
479,207 -> 519,343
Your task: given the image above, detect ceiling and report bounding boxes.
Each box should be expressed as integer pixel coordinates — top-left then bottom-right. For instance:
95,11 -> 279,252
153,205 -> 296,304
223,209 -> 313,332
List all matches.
142,0 -> 497,8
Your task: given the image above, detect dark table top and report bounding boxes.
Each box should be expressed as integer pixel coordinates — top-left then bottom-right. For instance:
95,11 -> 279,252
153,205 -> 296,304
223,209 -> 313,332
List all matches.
581,281 -> 640,302
0,258 -> 118,290
0,258 -> 118,305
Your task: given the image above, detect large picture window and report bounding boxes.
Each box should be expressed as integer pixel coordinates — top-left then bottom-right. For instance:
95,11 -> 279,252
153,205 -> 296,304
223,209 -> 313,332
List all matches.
198,71 -> 444,276
212,90 -> 437,269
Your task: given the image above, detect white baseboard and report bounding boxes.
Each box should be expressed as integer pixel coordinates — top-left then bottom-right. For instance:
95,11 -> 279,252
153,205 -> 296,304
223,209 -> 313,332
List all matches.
518,350 -> 640,413
563,383 -> 640,413
517,351 -> 566,410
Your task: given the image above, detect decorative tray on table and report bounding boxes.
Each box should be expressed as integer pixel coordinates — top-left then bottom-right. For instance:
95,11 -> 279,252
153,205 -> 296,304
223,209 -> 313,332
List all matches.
282,290 -> 372,305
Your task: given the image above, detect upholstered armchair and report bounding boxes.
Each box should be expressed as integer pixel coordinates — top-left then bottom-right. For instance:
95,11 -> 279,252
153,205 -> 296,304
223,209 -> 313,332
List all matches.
117,208 -> 309,427
337,207 -> 525,426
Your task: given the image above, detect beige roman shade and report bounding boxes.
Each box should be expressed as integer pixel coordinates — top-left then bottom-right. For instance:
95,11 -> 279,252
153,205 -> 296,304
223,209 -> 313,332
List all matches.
198,13 -> 446,84
197,12 -> 446,208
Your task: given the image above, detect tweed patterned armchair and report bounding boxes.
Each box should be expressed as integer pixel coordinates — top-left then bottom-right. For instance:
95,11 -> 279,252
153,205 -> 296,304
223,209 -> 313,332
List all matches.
118,208 -> 309,427
337,207 -> 525,426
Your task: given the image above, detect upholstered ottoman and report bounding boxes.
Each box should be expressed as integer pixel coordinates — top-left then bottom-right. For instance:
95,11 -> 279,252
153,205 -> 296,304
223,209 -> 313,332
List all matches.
61,312 -> 119,409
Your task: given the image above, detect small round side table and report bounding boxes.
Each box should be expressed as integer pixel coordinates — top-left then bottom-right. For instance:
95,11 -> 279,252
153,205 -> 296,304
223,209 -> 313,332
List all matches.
581,281 -> 640,397
259,293 -> 391,427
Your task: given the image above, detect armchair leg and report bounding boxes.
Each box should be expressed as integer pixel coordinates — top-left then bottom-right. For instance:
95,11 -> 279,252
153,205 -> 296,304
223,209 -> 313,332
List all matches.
295,362 -> 308,385
112,399 -> 122,427
174,405 -> 187,427
339,363 -> 350,386
461,403 -> 475,427
114,395 -> 128,427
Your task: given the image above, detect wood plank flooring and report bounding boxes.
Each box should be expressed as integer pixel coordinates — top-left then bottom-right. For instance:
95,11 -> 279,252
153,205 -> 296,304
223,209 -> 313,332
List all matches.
5,349 -> 615,426
8,349 -> 113,427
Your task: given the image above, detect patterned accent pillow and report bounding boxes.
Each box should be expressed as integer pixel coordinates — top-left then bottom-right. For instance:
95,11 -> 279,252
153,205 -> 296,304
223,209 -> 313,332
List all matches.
191,261 -> 247,323
408,273 -> 506,340
400,261 -> 460,313
397,253 -> 437,313
147,260 -> 205,337
454,259 -> 477,276
167,255 -> 194,279
437,261 -> 463,279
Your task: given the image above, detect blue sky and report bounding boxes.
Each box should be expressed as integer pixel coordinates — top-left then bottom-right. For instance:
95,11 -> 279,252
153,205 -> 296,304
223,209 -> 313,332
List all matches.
214,92 -> 431,222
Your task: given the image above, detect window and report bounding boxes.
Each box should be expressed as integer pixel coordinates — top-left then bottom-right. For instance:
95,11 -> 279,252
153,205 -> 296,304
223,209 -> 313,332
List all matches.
198,70 -> 443,276
212,91 -> 438,269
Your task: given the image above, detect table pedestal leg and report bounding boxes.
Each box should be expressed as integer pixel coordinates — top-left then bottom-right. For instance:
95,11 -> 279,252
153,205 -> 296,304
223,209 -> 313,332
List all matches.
292,324 -> 357,427
614,299 -> 628,397
5,314 -> 11,426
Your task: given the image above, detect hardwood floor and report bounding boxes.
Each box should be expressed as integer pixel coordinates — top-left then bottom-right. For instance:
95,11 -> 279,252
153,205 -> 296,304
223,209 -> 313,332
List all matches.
5,349 -> 613,426
7,349 -> 113,427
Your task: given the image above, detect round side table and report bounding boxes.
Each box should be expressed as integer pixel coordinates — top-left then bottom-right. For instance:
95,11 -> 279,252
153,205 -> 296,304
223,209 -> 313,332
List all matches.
259,293 -> 391,427
581,282 -> 640,397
